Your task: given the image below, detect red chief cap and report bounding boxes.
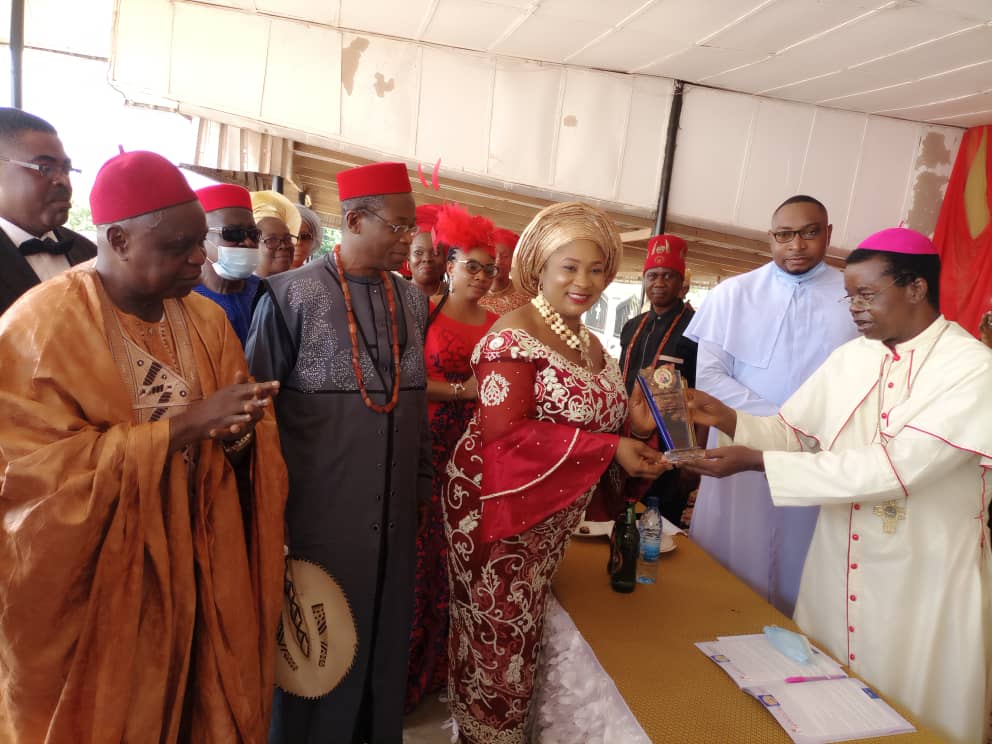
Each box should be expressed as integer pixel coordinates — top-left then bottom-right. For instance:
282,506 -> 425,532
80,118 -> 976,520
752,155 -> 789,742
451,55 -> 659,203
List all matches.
858,227 -> 937,255
643,234 -> 687,276
196,183 -> 252,212
337,162 -> 412,200
90,150 -> 198,225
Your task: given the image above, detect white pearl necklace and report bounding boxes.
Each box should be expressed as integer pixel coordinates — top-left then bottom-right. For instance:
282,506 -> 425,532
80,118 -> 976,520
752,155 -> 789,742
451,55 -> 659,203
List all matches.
532,294 -> 593,368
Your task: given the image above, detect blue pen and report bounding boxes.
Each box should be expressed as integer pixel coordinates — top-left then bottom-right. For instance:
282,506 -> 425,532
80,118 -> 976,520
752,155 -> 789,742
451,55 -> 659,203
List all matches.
635,375 -> 675,450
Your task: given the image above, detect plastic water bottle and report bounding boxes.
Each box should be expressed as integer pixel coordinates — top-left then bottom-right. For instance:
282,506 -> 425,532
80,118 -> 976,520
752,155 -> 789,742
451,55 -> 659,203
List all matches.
636,497 -> 662,584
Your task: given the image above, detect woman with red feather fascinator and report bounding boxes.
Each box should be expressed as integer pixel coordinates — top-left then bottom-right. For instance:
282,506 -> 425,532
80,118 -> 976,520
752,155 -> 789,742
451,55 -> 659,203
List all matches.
405,203 -> 500,711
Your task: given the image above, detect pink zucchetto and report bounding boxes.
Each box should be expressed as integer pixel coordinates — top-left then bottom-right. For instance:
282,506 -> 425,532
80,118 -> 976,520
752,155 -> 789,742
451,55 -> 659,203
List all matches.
858,227 -> 938,255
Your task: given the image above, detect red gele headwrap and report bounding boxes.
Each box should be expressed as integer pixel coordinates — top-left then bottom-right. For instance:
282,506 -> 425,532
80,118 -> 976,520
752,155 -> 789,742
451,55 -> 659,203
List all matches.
416,203 -> 441,233
643,234 -> 687,276
492,228 -> 520,253
337,162 -> 412,200
90,150 -> 198,224
434,204 -> 496,257
196,183 -> 252,212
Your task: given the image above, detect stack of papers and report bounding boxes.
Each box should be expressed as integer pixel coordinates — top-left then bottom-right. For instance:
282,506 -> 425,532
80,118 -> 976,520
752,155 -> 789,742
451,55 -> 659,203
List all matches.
696,634 -> 915,744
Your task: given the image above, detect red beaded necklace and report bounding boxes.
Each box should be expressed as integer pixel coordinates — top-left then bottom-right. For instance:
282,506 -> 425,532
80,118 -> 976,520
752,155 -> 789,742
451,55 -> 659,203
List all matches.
621,302 -> 689,383
334,245 -> 402,414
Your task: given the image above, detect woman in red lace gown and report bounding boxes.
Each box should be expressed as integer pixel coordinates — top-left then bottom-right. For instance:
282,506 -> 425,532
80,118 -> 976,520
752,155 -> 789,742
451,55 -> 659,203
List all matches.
442,203 -> 671,742
406,205 -> 500,711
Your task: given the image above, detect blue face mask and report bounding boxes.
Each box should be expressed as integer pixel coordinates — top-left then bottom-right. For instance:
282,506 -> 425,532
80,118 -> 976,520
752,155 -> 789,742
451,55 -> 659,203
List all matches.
209,242 -> 259,280
764,625 -> 813,664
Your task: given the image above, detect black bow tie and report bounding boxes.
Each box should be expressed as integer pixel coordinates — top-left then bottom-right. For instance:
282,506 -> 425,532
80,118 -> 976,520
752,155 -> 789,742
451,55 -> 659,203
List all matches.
19,236 -> 73,257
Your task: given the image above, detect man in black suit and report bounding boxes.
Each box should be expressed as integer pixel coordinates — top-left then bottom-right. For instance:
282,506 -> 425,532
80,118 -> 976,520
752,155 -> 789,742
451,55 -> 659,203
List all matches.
0,108 -> 96,315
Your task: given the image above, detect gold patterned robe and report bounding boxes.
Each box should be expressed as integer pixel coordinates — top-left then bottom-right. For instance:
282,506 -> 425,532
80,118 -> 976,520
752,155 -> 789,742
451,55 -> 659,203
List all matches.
0,269 -> 287,743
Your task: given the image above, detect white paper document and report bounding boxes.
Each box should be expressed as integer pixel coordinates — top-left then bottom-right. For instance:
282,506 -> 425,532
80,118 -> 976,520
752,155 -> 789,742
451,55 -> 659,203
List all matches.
747,678 -> 916,744
696,634 -> 846,689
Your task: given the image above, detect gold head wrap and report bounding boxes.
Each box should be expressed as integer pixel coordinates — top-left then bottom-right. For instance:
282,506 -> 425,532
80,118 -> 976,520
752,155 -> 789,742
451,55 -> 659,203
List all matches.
512,202 -> 622,297
251,190 -> 303,237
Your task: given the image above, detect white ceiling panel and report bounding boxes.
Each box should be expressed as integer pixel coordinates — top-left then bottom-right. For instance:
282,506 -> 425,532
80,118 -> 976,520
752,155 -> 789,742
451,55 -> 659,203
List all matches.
880,91 -> 992,123
704,3 -> 976,93
255,0 -> 340,25
487,60 -> 562,185
634,0 -> 771,45
916,0 -> 992,21
112,0 -> 174,93
423,0 -> 527,50
668,86 -> 759,226
635,44 -> 767,80
553,69 -> 632,201
936,109 -> 992,128
415,47 -> 493,173
339,33 -> 421,157
493,15 -> 607,63
830,59 -> 992,112
261,20 -> 342,137
737,98 -> 817,231
339,0 -> 433,40
797,108 -> 869,244
845,116 -> 920,245
566,27 -> 691,71
705,0 -> 878,54
617,76 -> 673,206
170,4 -> 270,117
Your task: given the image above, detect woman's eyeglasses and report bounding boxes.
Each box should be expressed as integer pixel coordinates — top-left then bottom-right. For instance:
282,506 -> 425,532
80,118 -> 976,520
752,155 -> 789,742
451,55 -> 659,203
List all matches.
208,226 -> 262,244
454,258 -> 499,277
260,234 -> 298,251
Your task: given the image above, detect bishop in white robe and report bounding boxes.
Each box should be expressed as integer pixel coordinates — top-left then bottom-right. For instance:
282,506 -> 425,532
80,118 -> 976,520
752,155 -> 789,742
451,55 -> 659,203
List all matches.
686,227 -> 992,744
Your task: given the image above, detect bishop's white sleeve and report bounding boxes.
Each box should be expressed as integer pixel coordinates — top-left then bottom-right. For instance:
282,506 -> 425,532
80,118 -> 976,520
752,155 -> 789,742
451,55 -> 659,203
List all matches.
696,340 -> 778,416
762,427 -> 974,507
730,411 -> 809,452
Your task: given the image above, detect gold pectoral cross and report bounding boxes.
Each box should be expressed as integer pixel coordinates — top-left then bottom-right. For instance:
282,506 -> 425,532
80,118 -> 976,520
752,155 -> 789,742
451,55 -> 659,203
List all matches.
872,500 -> 906,534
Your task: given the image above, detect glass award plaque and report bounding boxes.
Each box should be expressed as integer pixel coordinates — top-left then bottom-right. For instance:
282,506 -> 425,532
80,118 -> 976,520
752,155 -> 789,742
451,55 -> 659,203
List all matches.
635,364 -> 704,462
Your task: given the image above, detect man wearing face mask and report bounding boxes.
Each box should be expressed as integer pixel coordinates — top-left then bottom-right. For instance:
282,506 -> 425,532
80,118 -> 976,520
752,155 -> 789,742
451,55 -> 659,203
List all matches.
193,184 -> 263,347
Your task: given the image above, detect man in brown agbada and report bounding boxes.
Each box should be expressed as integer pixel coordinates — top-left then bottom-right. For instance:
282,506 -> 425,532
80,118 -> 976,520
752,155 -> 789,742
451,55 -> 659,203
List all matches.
0,150 -> 287,742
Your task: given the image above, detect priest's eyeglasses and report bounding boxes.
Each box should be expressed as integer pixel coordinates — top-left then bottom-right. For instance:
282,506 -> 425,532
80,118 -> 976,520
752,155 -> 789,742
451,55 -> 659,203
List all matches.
840,279 -> 899,310
208,226 -> 262,244
0,156 -> 80,178
454,258 -> 499,277
362,209 -> 419,236
771,225 -> 821,243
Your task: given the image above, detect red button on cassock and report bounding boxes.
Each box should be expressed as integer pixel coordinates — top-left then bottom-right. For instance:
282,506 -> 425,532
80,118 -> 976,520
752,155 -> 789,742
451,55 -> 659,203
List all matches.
850,653 -> 856,661
853,503 -> 861,510
850,563 -> 858,569
850,594 -> 857,601
849,625 -> 855,632
852,534 -> 860,541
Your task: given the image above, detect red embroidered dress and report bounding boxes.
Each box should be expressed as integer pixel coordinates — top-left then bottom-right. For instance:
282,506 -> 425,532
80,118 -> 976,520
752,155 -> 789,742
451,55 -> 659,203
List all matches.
442,328 -> 627,742
406,308 -> 497,710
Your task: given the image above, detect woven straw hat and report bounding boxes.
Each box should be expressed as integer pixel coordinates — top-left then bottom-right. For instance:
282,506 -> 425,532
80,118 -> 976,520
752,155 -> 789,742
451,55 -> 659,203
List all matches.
275,558 -> 358,699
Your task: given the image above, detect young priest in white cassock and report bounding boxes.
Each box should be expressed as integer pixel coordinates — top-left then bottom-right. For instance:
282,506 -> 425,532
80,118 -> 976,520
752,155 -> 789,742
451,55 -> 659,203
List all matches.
684,227 -> 991,744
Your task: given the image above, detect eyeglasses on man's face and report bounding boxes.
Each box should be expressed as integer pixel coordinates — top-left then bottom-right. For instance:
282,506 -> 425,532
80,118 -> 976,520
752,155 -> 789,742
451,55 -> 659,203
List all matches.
0,155 -> 80,179
208,225 -> 261,244
840,278 -> 900,310
770,224 -> 822,244
362,209 -> 419,236
259,234 -> 297,251
454,258 -> 499,278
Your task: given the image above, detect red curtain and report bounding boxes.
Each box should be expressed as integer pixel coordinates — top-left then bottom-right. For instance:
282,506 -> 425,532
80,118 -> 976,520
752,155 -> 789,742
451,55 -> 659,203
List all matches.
933,125 -> 992,338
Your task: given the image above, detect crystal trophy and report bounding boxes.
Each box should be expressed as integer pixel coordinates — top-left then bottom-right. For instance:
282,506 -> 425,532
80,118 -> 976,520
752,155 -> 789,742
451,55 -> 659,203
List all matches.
635,364 -> 704,462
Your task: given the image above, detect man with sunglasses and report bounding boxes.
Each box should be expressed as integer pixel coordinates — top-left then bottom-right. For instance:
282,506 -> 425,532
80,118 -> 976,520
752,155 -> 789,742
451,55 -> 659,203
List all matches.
248,162 -> 432,744
193,183 -> 263,346
684,194 -> 857,616
0,108 -> 96,315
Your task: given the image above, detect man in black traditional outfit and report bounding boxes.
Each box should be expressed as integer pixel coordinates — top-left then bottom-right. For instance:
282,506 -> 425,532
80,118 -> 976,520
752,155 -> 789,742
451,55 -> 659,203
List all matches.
248,162 -> 432,743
